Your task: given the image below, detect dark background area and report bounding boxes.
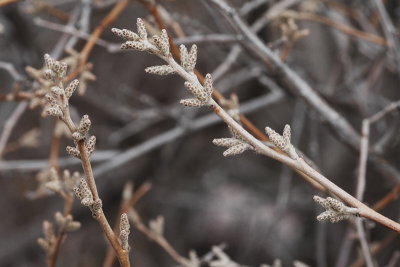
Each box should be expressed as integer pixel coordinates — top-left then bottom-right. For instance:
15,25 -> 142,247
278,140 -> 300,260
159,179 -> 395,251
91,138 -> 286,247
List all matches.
1,0 -> 400,266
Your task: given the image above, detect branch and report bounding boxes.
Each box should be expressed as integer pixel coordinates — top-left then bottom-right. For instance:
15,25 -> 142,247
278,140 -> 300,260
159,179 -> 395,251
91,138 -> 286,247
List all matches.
111,17 -> 400,233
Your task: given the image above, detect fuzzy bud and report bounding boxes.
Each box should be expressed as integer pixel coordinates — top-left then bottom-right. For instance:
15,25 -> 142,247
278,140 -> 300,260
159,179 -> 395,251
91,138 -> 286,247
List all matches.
204,73 -> 213,96
180,44 -> 189,70
73,178 -> 93,207
180,98 -> 203,107
85,136 -> 96,155
152,29 -> 169,56
187,44 -> 197,71
212,138 -> 240,148
50,86 -> 64,96
121,41 -> 146,51
65,79 -> 79,99
145,65 -> 175,75
149,215 -> 164,236
136,18 -> 147,40
66,146 -> 81,159
45,105 -> 63,117
184,81 -> 209,102
223,143 -> 252,157
78,115 -> 91,135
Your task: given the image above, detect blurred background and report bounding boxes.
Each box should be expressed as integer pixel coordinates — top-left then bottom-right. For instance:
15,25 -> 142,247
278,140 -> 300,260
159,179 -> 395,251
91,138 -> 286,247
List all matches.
1,0 -> 400,266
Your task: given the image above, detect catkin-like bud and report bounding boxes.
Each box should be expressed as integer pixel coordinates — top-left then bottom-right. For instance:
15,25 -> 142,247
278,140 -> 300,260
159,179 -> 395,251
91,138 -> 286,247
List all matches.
121,41 -> 146,51
204,73 -> 213,96
65,79 -> 79,99
44,54 -> 54,69
44,180 -> 62,193
145,65 -> 175,75
43,69 -> 55,80
212,138 -> 240,148
85,136 -> 96,155
66,146 -> 81,159
187,44 -> 197,71
137,18 -> 147,40
282,124 -> 291,145
78,115 -> 91,135
46,105 -> 63,117
50,86 -> 64,96
149,215 -> 164,236
180,98 -> 203,107
184,81 -> 209,102
65,221 -> 81,232
223,143 -> 252,157
327,197 -> 345,212
119,213 -> 130,250
111,28 -> 140,41
73,178 -> 93,206
72,132 -> 85,141
265,127 -> 287,151
180,44 -> 189,70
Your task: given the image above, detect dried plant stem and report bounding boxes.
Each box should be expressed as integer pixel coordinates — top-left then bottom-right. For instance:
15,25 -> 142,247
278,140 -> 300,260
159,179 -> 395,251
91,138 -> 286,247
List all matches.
128,209 -> 191,267
0,102 -> 28,158
77,139 -> 130,267
134,33 -> 400,232
79,0 -> 130,67
47,194 -> 74,267
211,0 -> 400,185
103,182 -> 152,267
50,78 -> 130,266
281,11 -> 387,46
49,120 -> 61,170
140,2 -> 325,191
372,184 -> 400,212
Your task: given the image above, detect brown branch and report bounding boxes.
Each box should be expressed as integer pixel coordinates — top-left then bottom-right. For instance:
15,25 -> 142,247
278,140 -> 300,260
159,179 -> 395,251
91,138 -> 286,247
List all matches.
46,194 -> 74,267
281,11 -> 387,46
114,11 -> 400,232
138,0 -> 325,192
79,0 -> 131,68
128,209 -> 191,266
372,184 -> 400,212
0,0 -> 20,7
49,120 -> 61,170
103,182 -> 152,267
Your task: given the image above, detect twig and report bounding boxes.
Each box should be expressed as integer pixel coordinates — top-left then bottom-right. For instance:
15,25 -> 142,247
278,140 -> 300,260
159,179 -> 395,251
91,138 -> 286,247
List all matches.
0,150 -> 118,171
139,0 -> 324,190
103,182 -> 152,267
372,184 -> 400,212
46,193 -> 74,267
209,0 -> 400,186
0,102 -> 28,158
112,15 -> 400,232
79,0 -> 130,67
41,55 -> 130,266
0,61 -> 25,81
127,209 -> 191,266
281,11 -> 387,46
371,0 -> 400,72
355,115 -> 374,267
350,233 -> 398,267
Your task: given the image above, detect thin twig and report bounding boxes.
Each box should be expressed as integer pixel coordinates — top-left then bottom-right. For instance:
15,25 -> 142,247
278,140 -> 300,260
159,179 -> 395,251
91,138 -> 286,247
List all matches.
210,0 -> 400,186
115,13 -> 400,232
103,182 -> 152,267
281,11 -> 387,46
0,102 -> 28,158
371,0 -> 400,72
